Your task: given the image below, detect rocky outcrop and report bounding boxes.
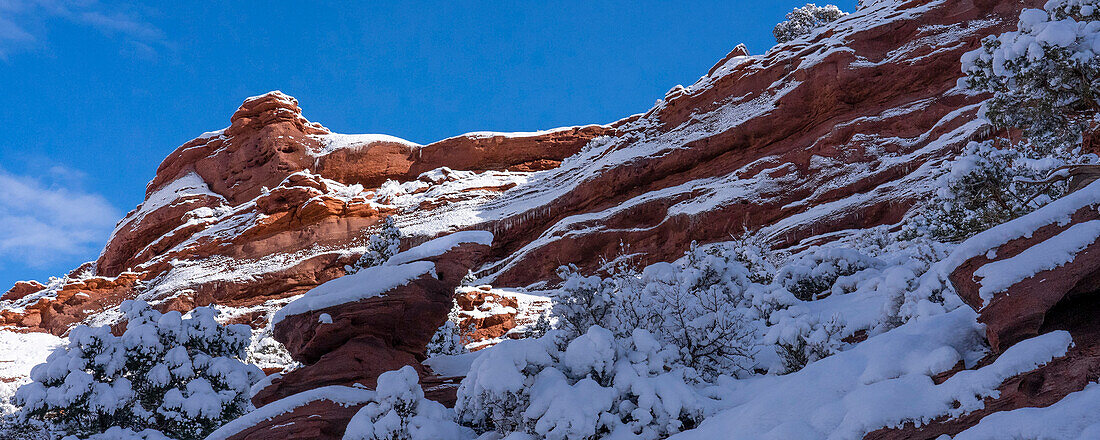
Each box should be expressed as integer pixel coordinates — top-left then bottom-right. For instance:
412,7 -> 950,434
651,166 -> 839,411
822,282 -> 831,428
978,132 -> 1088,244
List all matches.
949,201 -> 1100,353
1,92 -> 606,335
0,272 -> 142,334
451,286 -> 552,346
1,281 -> 45,302
251,237 -> 489,408
2,0 -> 1081,437
453,287 -> 520,343
869,181 -> 1100,439
224,396 -> 361,440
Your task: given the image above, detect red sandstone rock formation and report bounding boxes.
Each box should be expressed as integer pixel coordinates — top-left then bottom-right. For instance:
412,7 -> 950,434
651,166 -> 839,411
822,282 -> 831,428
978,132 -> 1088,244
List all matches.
871,181 -> 1100,439
0,92 -> 606,336
451,286 -> 552,347
453,287 -> 521,343
252,240 -> 488,406
5,0 -> 1087,438
949,204 -> 1100,353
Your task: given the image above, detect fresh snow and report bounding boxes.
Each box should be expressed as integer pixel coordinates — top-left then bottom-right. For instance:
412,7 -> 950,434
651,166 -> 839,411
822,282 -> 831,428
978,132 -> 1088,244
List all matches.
308,133 -> 421,157
204,385 -> 375,440
949,382 -> 1100,439
424,351 -> 485,378
272,261 -> 435,324
669,313 -> 1071,440
386,230 -> 494,266
0,331 -> 65,415
973,220 -> 1100,305
438,125 -> 601,142
118,171 -> 224,236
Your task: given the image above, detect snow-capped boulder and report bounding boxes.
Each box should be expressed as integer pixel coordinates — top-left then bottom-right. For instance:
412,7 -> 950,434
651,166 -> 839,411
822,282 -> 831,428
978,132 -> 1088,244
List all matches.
947,179 -> 1100,352
251,232 -> 491,408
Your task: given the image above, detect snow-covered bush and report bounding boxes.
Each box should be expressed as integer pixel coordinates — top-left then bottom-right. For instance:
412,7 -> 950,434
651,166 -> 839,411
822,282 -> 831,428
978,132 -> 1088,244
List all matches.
245,316 -> 297,372
15,301 -> 262,440
774,247 -> 882,301
726,232 -> 779,284
962,0 -> 1100,151
551,265 -> 617,338
912,140 -> 1073,241
343,366 -> 471,440
765,311 -> 846,374
526,312 -> 554,339
554,244 -> 769,380
773,3 -> 847,43
455,327 -> 705,439
619,245 -> 766,379
427,307 -> 469,357
349,216 -> 402,272
67,427 -> 172,440
0,415 -> 54,440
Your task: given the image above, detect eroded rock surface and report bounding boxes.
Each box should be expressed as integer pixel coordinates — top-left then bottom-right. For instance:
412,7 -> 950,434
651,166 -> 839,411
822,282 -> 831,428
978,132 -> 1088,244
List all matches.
5,0 -> 1089,438
252,239 -> 488,409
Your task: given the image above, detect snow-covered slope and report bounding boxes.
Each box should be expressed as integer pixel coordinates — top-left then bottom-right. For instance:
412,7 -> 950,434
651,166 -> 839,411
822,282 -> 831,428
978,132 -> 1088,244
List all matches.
12,0 -> 1100,438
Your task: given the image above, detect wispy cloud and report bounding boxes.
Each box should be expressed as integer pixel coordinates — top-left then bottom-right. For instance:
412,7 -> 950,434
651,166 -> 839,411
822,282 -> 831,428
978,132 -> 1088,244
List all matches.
0,168 -> 120,269
0,0 -> 165,59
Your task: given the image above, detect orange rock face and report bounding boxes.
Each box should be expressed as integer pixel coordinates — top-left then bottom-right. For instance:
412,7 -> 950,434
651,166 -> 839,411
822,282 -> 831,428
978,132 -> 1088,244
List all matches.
1,281 -> 45,302
950,204 -> 1100,353
450,286 -> 553,347
453,288 -> 521,343
1,91 -> 607,335
0,272 -> 141,334
1,0 -> 1079,438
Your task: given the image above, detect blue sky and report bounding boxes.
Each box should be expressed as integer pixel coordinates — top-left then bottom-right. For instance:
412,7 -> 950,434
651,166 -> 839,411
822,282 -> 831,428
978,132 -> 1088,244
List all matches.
0,0 -> 856,290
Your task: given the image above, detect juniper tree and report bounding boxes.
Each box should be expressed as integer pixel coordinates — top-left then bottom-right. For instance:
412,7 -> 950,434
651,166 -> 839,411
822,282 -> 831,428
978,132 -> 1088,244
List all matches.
916,0 -> 1100,241
962,0 -> 1100,152
774,4 -> 847,43
350,216 -> 402,272
15,301 -> 261,440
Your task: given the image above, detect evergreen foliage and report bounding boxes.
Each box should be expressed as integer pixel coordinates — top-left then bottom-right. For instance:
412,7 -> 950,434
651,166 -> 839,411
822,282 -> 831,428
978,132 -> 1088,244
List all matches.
350,216 -> 402,272
427,302 -> 469,357
774,4 -> 847,43
343,366 -> 472,440
14,301 -> 261,440
962,0 -> 1100,151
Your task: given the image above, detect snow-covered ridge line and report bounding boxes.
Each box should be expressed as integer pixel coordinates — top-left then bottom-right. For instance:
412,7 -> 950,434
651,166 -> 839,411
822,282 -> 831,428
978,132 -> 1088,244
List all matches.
307,133 -> 421,157
272,261 -> 433,324
109,171 -> 224,243
433,124 -> 608,143
974,220 -> 1100,305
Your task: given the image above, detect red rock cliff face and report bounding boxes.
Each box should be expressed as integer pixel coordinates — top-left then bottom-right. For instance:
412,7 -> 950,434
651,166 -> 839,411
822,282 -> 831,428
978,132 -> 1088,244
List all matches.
1,0 -> 1072,438
4,0 -> 1025,335
0,92 -> 608,335
472,0 -> 1033,286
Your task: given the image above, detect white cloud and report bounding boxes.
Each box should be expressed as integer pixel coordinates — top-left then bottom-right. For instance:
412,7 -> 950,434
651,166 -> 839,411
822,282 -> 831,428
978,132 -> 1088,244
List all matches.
0,169 -> 120,268
0,0 -> 165,59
